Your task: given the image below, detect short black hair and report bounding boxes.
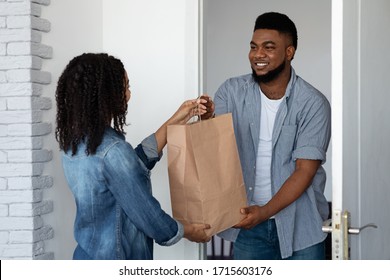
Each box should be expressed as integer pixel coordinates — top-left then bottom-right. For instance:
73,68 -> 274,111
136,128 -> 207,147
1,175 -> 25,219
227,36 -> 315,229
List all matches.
254,12 -> 298,50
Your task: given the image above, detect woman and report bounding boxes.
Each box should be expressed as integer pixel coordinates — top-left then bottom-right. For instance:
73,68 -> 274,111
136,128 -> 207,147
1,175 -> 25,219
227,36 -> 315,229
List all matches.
55,53 -> 210,260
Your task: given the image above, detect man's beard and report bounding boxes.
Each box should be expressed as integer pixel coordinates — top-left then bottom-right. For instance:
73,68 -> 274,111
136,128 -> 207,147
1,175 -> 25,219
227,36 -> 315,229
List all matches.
252,60 -> 286,84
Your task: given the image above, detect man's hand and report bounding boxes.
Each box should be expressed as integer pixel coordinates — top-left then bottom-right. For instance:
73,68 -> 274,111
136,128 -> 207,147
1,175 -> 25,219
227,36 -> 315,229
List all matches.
199,95 -> 215,120
233,206 -> 268,230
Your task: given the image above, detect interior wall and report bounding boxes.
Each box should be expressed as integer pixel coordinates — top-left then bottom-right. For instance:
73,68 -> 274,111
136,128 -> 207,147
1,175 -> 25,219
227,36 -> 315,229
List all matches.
102,0 -> 201,260
203,0 -> 332,200
41,0 -> 103,259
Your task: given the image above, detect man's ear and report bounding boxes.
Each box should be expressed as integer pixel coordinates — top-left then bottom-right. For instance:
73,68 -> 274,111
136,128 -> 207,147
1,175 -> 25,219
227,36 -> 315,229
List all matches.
286,45 -> 296,61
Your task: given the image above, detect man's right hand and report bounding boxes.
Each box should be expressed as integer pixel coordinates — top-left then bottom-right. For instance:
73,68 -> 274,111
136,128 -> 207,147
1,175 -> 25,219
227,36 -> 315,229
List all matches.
199,95 -> 215,120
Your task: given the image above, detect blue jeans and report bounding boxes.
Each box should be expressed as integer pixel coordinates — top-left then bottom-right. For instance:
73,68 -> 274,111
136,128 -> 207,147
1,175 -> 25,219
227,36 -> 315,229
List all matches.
233,219 -> 325,260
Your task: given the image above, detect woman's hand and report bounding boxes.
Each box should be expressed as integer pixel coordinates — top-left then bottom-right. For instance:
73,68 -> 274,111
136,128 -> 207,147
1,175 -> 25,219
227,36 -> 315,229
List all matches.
154,97 -> 207,154
168,97 -> 208,125
183,223 -> 211,243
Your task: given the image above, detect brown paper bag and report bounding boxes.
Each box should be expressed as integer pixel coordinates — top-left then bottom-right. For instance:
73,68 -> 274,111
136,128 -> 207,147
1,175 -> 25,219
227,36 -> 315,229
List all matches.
167,113 -> 247,237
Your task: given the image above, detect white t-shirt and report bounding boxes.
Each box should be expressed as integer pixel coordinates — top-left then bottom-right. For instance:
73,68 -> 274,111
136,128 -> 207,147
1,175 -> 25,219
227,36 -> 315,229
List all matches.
252,89 -> 284,206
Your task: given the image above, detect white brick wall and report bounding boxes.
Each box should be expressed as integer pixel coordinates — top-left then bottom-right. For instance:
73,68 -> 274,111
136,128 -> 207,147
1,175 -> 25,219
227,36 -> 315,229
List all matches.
0,0 -> 53,260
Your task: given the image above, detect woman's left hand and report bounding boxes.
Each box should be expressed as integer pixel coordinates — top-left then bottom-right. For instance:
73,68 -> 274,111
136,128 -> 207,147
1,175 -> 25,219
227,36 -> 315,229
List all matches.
169,98 -> 208,125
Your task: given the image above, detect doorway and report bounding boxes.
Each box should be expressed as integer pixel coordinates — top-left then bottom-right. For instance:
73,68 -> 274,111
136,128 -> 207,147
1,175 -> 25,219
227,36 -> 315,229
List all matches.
201,0 -> 332,259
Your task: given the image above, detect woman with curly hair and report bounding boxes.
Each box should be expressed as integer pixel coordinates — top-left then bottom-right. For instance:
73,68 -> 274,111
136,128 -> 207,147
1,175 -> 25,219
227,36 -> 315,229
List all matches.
55,53 -> 210,260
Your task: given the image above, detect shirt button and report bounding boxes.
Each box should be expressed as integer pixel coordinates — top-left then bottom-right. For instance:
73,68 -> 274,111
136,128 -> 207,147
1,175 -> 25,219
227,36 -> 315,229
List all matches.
249,187 -> 253,191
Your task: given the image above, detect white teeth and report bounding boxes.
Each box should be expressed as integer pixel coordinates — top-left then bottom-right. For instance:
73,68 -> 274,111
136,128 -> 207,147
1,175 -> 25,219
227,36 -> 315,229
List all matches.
256,63 -> 267,66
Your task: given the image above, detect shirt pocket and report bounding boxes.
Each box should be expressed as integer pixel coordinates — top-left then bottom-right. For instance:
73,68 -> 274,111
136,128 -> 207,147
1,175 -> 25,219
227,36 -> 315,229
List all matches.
277,125 -> 297,162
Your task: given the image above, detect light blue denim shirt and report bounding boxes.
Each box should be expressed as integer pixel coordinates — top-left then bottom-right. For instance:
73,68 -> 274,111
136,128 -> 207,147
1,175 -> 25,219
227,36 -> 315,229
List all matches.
215,68 -> 331,259
61,128 -> 184,260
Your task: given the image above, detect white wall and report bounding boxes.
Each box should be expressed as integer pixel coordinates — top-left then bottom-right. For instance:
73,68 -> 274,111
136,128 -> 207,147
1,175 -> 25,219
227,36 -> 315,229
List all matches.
203,0 -> 332,200
102,0 -> 201,260
41,0 -> 103,259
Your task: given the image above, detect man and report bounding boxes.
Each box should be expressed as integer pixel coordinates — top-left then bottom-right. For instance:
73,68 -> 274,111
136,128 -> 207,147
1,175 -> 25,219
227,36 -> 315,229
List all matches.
207,12 -> 331,259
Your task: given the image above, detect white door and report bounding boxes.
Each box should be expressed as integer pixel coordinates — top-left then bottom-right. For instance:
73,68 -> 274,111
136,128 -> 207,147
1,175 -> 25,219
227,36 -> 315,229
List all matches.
330,0 -> 390,259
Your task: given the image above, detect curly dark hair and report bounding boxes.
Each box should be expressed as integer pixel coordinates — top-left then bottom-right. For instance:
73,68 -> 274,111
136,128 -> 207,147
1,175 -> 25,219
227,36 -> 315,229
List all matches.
55,53 -> 127,155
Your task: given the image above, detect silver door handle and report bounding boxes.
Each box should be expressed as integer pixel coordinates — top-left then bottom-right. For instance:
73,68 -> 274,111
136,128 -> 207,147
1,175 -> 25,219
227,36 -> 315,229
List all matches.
322,219 -> 378,235
324,210 -> 378,259
322,219 -> 332,233
348,223 -> 378,235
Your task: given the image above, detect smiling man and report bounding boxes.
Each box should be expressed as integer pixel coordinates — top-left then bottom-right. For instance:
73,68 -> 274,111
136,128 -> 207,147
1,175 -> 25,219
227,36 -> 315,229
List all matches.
210,12 -> 332,260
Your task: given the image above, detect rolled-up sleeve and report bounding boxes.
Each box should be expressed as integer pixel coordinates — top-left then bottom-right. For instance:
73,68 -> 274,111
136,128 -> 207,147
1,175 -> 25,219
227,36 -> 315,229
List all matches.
292,96 -> 331,164
135,134 -> 162,170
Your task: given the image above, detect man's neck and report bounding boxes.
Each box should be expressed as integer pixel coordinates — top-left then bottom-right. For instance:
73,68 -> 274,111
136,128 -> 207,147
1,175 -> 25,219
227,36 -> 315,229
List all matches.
259,67 -> 291,100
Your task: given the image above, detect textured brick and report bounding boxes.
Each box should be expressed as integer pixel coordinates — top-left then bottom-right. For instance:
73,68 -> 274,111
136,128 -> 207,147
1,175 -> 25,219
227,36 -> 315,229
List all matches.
7,42 -> 31,55
8,175 -> 53,190
0,43 -> 5,55
0,28 -> 41,43
0,111 -> 34,124
32,16 -> 50,32
31,123 -> 52,136
0,150 -> 6,163
0,136 -> 43,149
9,231 -> 33,244
33,252 -> 54,260
0,240 -> 44,258
10,200 -> 52,216
7,15 -> 31,28
0,2 -> 41,17
0,177 -> 6,190
0,83 -> 43,97
32,96 -> 51,110
0,232 -> 9,244
0,204 -> 8,216
0,189 -> 42,204
10,225 -> 54,243
7,122 -> 51,136
0,110 -> 42,124
7,15 -> 50,32
8,149 -> 52,163
6,69 -> 51,84
1,0 -> 54,261
0,97 -> 6,110
0,56 -> 42,70
0,125 -> 7,136
7,42 -> 52,58
0,71 -> 6,82
0,16 -> 5,28
5,97 -> 31,110
0,216 -> 43,230
7,96 -> 51,110
0,163 -> 44,177
31,0 -> 51,6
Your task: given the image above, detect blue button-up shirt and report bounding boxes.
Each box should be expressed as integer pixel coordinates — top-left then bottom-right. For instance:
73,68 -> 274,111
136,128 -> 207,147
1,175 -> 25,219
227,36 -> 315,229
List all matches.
61,128 -> 183,259
215,68 -> 331,258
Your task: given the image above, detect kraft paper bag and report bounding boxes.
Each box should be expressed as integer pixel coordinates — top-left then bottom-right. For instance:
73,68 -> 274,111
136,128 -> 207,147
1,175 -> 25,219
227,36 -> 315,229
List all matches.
167,113 -> 247,237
